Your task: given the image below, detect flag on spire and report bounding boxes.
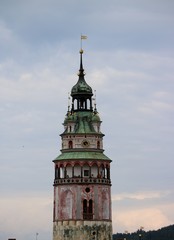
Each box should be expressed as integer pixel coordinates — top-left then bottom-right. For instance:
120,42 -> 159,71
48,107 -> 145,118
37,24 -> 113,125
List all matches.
80,35 -> 87,50
81,35 -> 87,40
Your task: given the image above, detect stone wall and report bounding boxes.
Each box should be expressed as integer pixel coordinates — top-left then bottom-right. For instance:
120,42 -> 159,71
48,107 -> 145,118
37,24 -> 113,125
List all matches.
53,220 -> 112,240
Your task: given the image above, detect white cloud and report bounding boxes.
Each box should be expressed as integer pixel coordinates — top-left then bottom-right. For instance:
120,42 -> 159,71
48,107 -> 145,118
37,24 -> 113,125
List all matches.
112,207 -> 173,233
112,191 -> 174,233
138,100 -> 174,116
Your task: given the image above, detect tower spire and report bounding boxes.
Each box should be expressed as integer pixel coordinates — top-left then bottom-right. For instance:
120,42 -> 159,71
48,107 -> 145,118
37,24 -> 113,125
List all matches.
71,49 -> 93,112
79,35 -> 87,77
78,49 -> 85,77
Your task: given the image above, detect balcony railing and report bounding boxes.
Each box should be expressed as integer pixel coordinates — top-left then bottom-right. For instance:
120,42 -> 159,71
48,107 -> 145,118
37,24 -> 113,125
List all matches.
54,177 -> 111,185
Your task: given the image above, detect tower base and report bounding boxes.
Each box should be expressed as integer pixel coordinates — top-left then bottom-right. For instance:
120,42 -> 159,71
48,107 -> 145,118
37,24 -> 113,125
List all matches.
53,220 -> 112,240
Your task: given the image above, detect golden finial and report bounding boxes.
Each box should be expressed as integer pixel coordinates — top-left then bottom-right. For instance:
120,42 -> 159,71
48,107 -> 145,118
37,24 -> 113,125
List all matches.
79,49 -> 83,54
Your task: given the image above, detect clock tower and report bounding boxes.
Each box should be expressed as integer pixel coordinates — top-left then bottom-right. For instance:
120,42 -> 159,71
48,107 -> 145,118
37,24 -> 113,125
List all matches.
53,49 -> 112,240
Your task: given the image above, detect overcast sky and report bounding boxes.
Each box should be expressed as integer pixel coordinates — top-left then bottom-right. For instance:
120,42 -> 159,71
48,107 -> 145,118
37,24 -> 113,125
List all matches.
0,1 -> 174,240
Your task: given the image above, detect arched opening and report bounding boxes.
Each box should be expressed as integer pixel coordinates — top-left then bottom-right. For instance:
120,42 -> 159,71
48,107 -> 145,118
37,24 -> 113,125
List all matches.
89,199 -> 93,214
91,163 -> 98,178
60,165 -> 65,178
73,99 -> 77,110
97,140 -> 100,149
87,99 -> 90,110
97,124 -> 100,132
83,199 -> 87,219
106,165 -> 110,179
74,163 -> 81,178
83,164 -> 90,178
79,98 -> 85,109
99,164 -> 105,178
68,140 -> 73,149
55,165 -> 59,179
66,164 -> 72,178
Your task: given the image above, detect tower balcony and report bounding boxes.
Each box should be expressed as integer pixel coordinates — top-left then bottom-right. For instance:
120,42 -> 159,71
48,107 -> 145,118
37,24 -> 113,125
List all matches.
54,176 -> 111,185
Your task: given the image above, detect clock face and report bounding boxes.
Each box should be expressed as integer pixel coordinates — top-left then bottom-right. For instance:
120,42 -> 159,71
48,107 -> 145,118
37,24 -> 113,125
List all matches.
82,140 -> 90,147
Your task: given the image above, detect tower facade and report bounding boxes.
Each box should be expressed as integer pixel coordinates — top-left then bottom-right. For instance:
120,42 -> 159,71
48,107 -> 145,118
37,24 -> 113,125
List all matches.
53,49 -> 112,240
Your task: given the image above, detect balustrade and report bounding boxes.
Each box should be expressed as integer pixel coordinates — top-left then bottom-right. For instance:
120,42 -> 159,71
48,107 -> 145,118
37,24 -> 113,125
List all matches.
54,176 -> 111,185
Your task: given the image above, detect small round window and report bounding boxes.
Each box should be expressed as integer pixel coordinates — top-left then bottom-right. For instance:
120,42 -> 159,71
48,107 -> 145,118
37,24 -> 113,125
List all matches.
85,187 -> 90,193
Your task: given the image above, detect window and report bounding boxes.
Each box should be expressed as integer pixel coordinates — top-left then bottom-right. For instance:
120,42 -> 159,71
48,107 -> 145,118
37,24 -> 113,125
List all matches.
68,141 -> 73,149
85,187 -> 90,193
84,170 -> 89,177
89,199 -> 93,214
97,141 -> 100,149
55,166 -> 59,179
83,199 -> 87,214
83,199 -> 93,220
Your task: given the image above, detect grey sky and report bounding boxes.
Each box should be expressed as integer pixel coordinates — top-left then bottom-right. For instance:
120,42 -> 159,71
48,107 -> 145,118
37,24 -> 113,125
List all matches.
0,1 -> 174,240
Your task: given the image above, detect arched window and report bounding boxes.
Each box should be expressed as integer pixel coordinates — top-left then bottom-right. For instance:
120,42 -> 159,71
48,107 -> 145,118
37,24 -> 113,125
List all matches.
106,166 -> 110,179
66,164 -> 72,178
91,164 -> 98,178
73,99 -> 77,110
55,165 -> 59,179
74,163 -> 81,178
99,164 -> 105,178
68,140 -> 73,149
89,199 -> 93,214
60,165 -> 65,178
83,199 -> 93,220
83,164 -> 90,177
87,99 -> 90,110
97,125 -> 100,132
80,99 -> 85,109
97,141 -> 100,149
83,199 -> 87,217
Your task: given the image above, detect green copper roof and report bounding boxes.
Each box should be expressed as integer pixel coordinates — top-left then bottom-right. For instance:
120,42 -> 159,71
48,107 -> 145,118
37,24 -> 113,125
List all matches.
63,111 -> 102,135
54,151 -> 111,161
71,78 -> 92,95
75,114 -> 94,133
92,113 -> 101,122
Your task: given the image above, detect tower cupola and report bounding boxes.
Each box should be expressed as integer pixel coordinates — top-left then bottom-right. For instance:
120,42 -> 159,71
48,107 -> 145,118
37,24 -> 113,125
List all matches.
71,49 -> 93,111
